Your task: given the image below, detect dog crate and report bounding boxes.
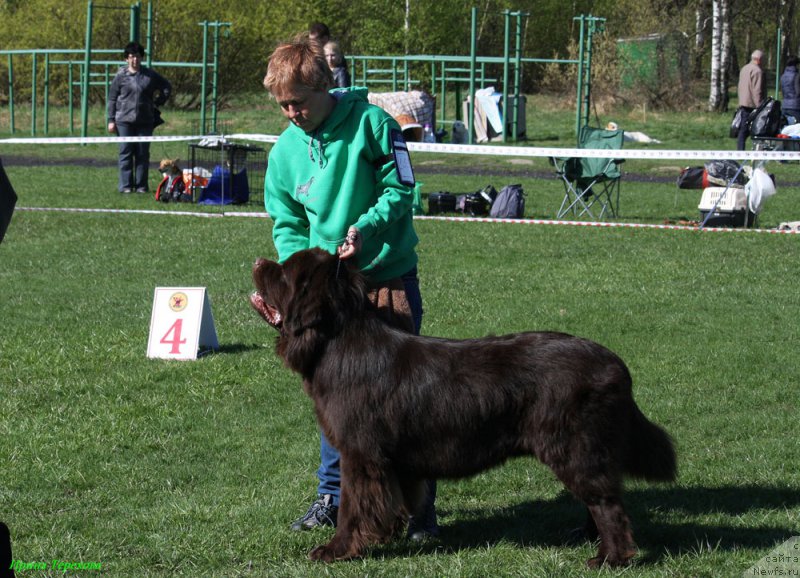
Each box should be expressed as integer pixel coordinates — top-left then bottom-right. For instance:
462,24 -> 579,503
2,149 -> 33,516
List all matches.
698,186 -> 756,227
188,141 -> 267,206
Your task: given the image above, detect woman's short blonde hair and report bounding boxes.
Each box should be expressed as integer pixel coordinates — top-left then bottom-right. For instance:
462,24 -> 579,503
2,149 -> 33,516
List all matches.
263,34 -> 334,96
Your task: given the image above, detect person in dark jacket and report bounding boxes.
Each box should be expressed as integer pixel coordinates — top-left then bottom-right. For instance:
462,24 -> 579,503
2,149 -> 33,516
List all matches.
324,40 -> 351,88
780,56 -> 800,124
107,42 -> 172,194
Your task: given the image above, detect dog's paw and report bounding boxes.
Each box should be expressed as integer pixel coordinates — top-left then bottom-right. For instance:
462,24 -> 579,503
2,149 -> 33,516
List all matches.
308,545 -> 336,563
586,551 -> 635,569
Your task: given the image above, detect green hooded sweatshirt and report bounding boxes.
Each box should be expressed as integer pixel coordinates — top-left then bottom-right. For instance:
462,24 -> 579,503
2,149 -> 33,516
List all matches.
264,87 -> 418,282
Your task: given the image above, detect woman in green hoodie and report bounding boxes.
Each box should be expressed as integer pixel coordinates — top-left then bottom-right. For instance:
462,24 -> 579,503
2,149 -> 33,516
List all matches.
262,35 -> 438,540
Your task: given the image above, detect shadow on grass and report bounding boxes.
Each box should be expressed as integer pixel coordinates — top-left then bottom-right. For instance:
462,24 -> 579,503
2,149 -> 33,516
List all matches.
373,485 -> 799,565
206,343 -> 264,355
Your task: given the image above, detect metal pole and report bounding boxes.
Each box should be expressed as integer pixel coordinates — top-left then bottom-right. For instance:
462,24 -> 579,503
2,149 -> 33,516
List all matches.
200,21 -> 209,134
513,12 -> 525,142
44,53 -> 50,135
68,63 -> 74,134
439,60 -> 445,129
583,17 -> 598,133
775,27 -> 782,98
574,14 -> 585,140
104,64 -> 110,116
31,52 -> 37,136
579,15 -> 604,135
468,6 -> 477,145
584,18 -> 594,131
130,2 -> 140,43
146,2 -> 153,67
81,0 -> 93,138
212,23 -> 221,133
7,55 -> 14,134
209,22 -> 231,134
502,10 -> 510,143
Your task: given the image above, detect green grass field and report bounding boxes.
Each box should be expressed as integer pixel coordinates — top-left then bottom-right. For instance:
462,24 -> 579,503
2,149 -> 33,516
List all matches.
1,98 -> 799,577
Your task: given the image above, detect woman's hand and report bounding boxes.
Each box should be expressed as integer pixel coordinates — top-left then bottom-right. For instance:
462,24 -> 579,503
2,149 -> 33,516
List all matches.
337,226 -> 362,260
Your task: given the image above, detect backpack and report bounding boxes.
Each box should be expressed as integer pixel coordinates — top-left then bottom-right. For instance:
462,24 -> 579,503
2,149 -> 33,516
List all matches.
489,184 -> 525,218
704,160 -> 748,187
747,97 -> 782,138
156,174 -> 191,203
676,166 -> 708,189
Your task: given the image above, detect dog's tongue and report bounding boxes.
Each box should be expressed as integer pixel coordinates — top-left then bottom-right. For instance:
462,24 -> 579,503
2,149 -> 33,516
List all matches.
250,292 -> 282,328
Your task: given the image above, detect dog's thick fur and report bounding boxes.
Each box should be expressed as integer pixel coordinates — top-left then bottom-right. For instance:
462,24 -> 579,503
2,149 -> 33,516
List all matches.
250,248 -> 677,568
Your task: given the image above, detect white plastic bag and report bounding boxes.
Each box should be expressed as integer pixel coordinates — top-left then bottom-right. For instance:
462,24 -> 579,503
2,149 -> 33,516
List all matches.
745,167 -> 776,214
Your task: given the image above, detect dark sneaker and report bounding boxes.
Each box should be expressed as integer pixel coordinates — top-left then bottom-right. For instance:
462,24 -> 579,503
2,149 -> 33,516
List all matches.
290,494 -> 338,531
407,503 -> 440,541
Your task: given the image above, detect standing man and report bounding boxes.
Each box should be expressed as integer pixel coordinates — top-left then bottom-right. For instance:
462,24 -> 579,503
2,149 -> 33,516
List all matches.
262,34 -> 439,540
780,56 -> 800,124
736,49 -> 766,150
107,41 -> 172,194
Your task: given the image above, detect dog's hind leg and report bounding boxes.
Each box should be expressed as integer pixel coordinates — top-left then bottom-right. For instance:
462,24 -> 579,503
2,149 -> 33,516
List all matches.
584,497 -> 636,568
549,465 -> 635,567
309,458 -> 406,562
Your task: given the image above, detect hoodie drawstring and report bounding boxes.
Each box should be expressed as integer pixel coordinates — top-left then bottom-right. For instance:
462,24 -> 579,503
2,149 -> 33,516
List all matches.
308,130 -> 324,168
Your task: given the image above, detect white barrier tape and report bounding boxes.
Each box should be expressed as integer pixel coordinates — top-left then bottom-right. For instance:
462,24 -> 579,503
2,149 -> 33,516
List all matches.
0,135 -> 207,145
17,205 -> 799,234
404,141 -> 800,162
2,133 -> 799,161
228,134 -> 279,144
18,206 -> 225,217
414,214 -> 800,234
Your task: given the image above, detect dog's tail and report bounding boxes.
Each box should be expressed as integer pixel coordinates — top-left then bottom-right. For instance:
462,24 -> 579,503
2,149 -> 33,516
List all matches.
625,405 -> 677,482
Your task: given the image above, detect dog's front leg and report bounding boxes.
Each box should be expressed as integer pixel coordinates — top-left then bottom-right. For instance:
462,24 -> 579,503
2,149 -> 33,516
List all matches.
309,457 -> 404,562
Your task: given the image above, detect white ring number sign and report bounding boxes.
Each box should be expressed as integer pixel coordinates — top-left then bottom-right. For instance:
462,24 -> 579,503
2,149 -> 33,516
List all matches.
147,287 -> 219,360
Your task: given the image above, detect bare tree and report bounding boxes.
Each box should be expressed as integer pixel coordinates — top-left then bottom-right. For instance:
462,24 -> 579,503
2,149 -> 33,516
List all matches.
694,0 -> 711,78
708,0 -> 723,110
707,0 -> 733,111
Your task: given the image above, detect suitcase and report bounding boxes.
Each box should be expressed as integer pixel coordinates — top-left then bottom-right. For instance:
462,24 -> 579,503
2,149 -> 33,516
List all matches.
428,192 -> 457,214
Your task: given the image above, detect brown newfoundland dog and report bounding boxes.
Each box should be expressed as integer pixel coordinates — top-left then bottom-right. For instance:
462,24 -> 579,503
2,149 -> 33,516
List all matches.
250,248 -> 676,568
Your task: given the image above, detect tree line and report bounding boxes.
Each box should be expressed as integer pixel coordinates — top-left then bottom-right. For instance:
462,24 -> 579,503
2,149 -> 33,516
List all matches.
0,0 -> 795,112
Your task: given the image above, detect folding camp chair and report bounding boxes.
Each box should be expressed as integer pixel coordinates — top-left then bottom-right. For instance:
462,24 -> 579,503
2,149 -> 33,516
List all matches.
552,126 -> 624,220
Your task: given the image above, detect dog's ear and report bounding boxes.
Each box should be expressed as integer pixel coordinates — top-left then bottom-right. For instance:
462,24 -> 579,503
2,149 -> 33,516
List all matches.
279,249 -> 368,375
279,250 -> 334,373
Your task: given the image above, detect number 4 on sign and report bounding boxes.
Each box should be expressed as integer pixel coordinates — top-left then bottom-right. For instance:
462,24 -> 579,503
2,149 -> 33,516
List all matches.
147,287 -> 219,360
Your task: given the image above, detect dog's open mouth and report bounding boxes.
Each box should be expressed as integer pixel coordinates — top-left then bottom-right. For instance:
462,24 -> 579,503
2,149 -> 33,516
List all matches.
250,292 -> 283,329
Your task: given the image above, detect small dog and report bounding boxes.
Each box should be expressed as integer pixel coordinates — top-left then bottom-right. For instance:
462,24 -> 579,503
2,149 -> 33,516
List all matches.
156,158 -> 191,202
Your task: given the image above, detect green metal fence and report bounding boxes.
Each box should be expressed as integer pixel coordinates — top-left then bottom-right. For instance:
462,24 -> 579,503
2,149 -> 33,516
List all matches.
1,0 -> 227,137
2,4 -> 604,143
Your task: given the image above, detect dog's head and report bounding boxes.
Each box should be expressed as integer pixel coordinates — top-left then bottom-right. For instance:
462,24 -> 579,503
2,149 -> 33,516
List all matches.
159,158 -> 181,175
250,248 -> 367,374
